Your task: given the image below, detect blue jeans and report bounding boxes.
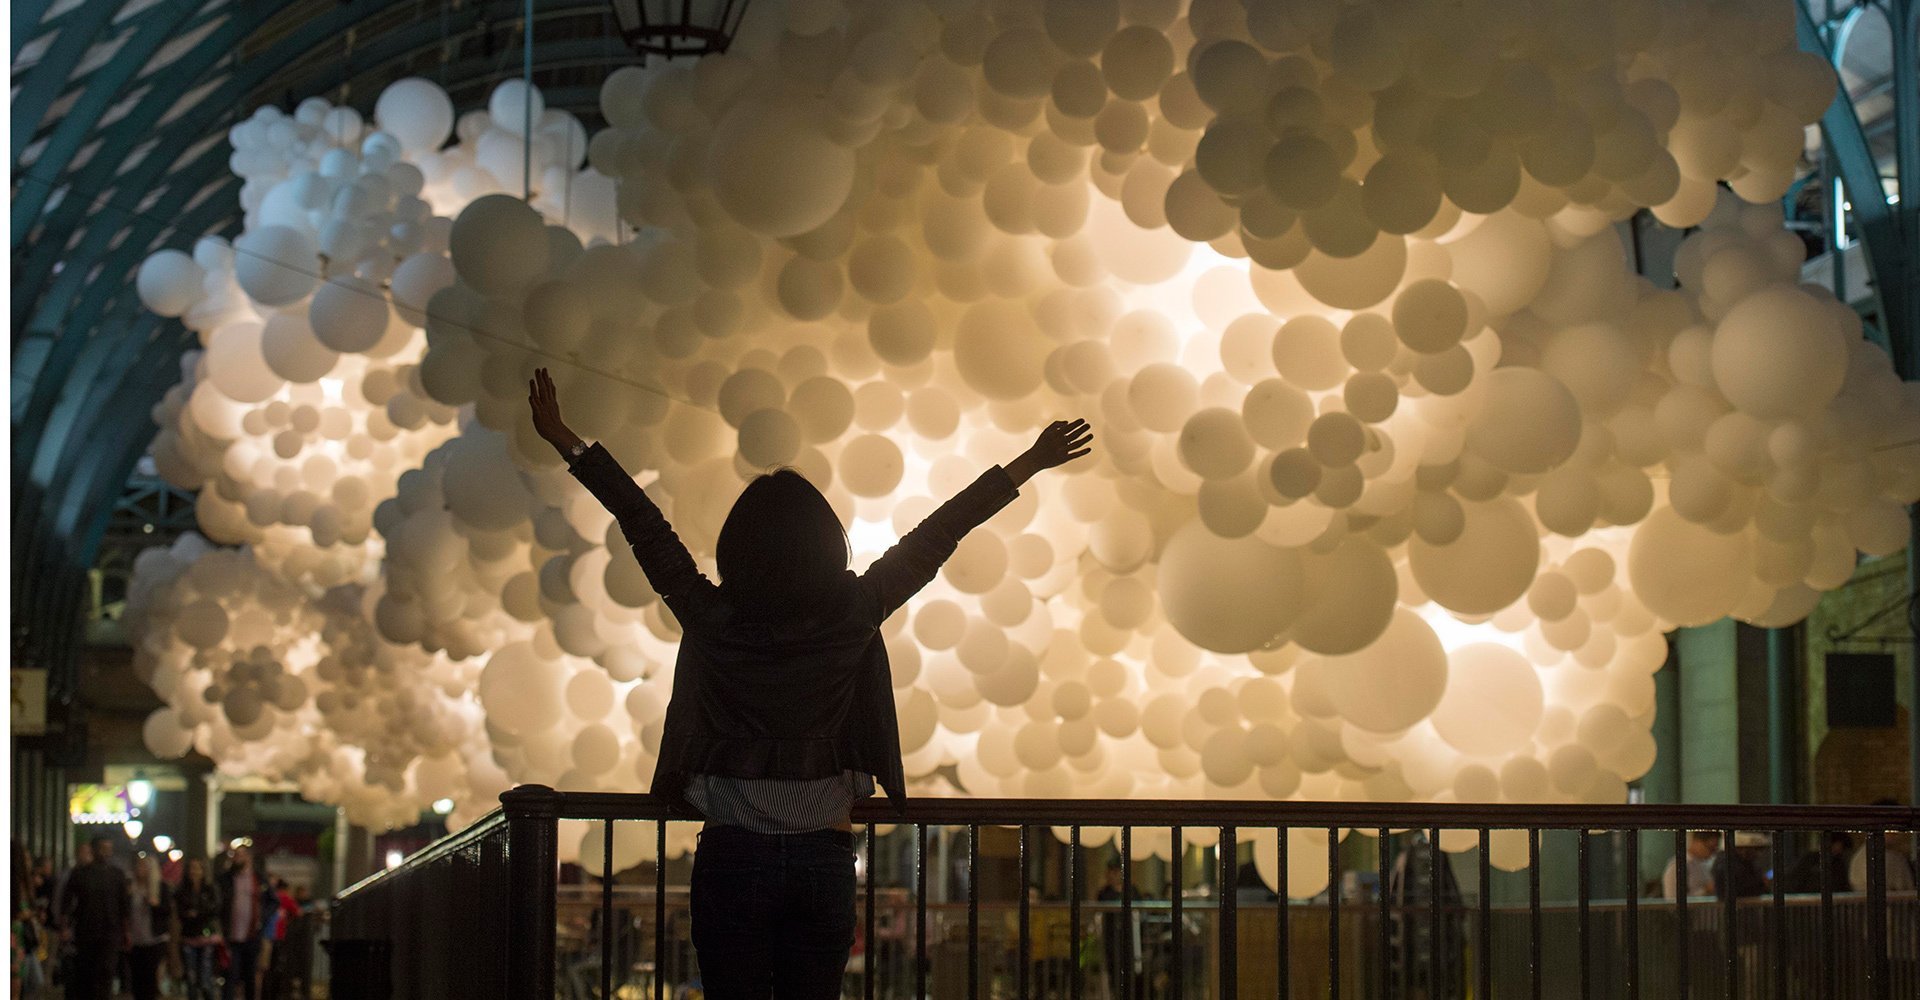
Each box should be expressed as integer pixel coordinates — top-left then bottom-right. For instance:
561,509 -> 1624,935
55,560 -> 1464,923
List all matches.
181,944 -> 218,1000
690,824 -> 856,1000
223,937 -> 261,1000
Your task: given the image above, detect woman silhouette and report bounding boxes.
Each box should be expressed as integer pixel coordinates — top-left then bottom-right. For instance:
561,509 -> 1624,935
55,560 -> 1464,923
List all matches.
528,367 -> 1092,1000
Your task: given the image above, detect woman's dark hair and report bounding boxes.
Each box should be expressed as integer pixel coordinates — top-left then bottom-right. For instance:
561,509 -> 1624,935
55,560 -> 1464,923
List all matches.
715,468 -> 850,619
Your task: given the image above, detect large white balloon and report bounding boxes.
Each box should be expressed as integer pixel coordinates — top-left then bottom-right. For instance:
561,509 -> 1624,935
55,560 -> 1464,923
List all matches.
233,226 -> 319,306
376,78 -> 456,154
708,98 -> 856,238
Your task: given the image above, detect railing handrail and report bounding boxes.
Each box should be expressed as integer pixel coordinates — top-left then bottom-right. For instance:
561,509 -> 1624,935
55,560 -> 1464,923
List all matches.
334,806 -> 508,903
549,888 -> 1920,915
539,789 -> 1920,831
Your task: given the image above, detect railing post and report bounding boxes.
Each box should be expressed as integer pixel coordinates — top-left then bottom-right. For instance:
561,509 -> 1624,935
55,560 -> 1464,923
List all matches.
1219,824 -> 1236,1000
1865,830 -> 1890,1000
1529,828 -> 1542,1000
1328,827 -> 1340,999
502,784 -> 561,1000
968,824 -> 980,1000
1626,831 -> 1640,1000
1170,825 -> 1183,1000
1723,828 -> 1738,1000
1019,823 -> 1031,1000
1675,828 -> 1690,1000
1274,826 -> 1288,1000
656,819 -> 668,1000
916,822 -> 929,1000
1377,827 -> 1390,999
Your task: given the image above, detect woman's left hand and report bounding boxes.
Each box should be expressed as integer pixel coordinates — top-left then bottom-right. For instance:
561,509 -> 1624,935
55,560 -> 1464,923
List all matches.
1006,418 -> 1093,486
528,367 -> 585,459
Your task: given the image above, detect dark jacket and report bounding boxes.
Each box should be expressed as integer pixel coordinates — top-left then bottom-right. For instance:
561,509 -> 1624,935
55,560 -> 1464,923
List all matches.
568,441 -> 1019,818
1711,850 -> 1769,899
59,860 -> 128,946
1785,849 -> 1852,894
215,864 -> 279,941
173,877 -> 223,940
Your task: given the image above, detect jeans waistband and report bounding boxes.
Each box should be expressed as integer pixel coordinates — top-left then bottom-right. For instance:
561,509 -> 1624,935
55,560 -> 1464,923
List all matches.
700,823 -> 854,849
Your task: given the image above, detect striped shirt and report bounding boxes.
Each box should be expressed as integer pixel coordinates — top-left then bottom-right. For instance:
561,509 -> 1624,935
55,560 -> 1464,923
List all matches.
683,769 -> 876,834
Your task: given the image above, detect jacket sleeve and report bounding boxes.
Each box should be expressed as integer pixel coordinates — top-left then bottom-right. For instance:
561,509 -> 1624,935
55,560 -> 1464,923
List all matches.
857,465 -> 1019,623
567,442 -> 718,617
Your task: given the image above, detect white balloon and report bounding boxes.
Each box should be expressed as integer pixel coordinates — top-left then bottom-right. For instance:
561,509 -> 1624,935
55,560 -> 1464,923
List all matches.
310,276 -> 392,353
234,226 -> 320,306
136,250 -> 206,318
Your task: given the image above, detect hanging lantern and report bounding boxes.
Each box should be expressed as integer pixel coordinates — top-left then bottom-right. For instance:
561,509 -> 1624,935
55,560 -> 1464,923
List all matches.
128,770 -> 156,809
608,0 -> 755,58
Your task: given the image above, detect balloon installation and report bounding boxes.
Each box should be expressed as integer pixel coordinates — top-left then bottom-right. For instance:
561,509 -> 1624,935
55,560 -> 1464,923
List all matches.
130,0 -> 1919,886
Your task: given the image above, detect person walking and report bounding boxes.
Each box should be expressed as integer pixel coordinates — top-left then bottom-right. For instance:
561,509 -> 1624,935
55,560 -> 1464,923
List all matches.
13,841 -> 47,999
49,839 -> 93,989
175,857 -> 224,1000
259,878 -> 301,1000
1661,830 -> 1720,899
126,853 -> 171,1000
217,843 -> 277,1000
59,836 -> 128,1000
1096,858 -> 1145,999
1850,799 -> 1918,893
530,367 -> 1093,1000
1786,831 -> 1854,894
1713,831 -> 1771,899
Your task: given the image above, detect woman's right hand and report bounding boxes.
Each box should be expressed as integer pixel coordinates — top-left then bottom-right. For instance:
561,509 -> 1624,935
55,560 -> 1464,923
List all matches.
527,367 -> 585,459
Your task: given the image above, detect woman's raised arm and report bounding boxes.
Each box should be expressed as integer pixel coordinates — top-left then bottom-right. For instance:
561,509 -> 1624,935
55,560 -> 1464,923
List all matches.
528,368 -> 715,611
858,419 -> 1093,621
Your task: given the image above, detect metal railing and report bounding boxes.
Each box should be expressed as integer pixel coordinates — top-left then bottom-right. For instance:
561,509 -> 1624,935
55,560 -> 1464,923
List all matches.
331,808 -> 512,999
330,790 -> 1918,1000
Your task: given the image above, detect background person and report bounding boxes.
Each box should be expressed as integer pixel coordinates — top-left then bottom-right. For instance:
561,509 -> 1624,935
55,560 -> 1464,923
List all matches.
217,843 -> 277,1000
1713,831 -> 1771,899
1850,799 -> 1918,893
1786,831 -> 1854,894
1661,831 -> 1720,899
126,853 -> 171,1000
174,857 -> 223,1000
59,836 -> 128,1000
259,878 -> 302,1000
13,841 -> 47,999
1097,857 -> 1145,996
49,839 -> 94,987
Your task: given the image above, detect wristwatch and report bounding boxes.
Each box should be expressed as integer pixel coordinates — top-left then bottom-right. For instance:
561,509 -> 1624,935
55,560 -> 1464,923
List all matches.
567,441 -> 589,461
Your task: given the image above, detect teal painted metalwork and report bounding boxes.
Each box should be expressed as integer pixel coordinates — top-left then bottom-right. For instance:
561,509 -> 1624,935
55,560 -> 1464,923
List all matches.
9,0 -> 123,162
12,0 -> 58,60
1797,1 -> 1916,377
10,1 -> 221,246
10,0 -> 625,694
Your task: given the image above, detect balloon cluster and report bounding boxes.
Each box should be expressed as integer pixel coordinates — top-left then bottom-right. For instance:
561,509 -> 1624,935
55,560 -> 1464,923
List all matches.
125,535 -> 506,829
128,1 -> 1918,885
130,81 -> 619,833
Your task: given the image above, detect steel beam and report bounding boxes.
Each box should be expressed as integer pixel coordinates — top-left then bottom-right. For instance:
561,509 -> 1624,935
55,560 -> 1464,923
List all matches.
1798,1 -> 1916,376
12,0 -> 57,61
9,0 -> 125,163
16,143 -> 239,492
15,10 -> 607,449
11,1 -> 225,246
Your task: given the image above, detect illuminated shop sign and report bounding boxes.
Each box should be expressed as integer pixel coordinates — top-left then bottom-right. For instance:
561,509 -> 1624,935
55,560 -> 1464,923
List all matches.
69,784 -> 132,825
